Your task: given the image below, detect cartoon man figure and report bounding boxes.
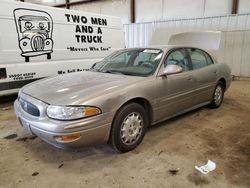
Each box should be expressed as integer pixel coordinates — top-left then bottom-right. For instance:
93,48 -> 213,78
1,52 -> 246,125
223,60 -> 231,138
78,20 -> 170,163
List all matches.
24,21 -> 33,31
38,22 -> 45,30
38,22 -> 48,37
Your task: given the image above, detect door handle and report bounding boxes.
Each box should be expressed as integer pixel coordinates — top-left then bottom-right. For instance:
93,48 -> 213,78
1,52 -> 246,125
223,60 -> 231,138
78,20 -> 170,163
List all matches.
213,70 -> 218,74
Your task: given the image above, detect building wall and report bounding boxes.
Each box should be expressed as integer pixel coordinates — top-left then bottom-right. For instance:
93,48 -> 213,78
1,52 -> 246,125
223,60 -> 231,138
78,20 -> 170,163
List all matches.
68,0 -> 250,24
23,0 -> 250,24
135,0 -> 232,23
25,0 -> 65,6
238,0 -> 250,14
70,0 -> 131,24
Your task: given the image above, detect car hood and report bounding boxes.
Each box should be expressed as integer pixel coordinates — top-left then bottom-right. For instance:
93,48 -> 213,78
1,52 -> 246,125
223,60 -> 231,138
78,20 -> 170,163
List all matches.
22,71 -> 143,105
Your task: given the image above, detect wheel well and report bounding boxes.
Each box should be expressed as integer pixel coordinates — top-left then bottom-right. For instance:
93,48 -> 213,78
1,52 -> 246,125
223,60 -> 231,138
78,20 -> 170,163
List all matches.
108,97 -> 153,144
218,78 -> 226,90
119,98 -> 153,124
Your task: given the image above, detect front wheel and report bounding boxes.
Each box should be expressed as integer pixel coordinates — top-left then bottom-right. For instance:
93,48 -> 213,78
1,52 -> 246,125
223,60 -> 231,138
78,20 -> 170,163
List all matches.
110,103 -> 148,153
208,81 -> 225,108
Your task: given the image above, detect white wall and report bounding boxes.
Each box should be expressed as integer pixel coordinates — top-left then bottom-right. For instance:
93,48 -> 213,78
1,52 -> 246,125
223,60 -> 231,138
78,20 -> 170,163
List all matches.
68,0 -> 241,24
204,0 -> 232,17
24,0 -> 250,24
70,0 -> 131,24
135,0 -> 233,23
25,0 -> 65,6
238,0 -> 250,14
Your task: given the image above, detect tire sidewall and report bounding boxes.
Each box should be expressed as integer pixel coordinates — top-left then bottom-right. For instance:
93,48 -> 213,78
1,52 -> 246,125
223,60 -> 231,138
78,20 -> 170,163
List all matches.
211,81 -> 225,108
111,103 -> 148,153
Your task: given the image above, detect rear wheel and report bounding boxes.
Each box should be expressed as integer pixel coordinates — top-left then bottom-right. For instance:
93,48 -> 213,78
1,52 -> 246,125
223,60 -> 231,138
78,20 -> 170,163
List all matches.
110,103 -> 148,153
208,81 -> 224,108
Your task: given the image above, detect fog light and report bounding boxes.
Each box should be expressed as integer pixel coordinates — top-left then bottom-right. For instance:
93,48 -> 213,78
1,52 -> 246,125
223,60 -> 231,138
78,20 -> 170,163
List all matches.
54,134 -> 81,143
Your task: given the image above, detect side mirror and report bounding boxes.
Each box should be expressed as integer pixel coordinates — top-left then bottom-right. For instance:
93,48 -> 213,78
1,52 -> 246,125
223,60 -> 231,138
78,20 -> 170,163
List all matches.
161,65 -> 183,76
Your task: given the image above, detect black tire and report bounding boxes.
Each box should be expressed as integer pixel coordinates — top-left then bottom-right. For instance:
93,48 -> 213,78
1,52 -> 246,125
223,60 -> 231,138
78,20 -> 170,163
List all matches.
110,103 -> 148,153
208,81 -> 225,108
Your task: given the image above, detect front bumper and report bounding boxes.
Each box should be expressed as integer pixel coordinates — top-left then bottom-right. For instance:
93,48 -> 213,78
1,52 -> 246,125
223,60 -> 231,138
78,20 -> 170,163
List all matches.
14,94 -> 113,149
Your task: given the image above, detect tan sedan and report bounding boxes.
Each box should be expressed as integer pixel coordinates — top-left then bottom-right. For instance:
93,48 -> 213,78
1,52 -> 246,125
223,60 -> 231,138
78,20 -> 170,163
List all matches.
15,41 -> 231,153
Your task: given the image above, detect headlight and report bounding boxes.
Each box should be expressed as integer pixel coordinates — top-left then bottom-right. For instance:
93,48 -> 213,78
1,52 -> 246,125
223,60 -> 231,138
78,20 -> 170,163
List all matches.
46,105 -> 101,120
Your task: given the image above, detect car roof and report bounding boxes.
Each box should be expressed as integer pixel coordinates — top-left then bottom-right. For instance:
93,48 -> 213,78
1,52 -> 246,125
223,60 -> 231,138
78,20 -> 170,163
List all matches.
126,45 -> 209,52
124,45 -> 216,61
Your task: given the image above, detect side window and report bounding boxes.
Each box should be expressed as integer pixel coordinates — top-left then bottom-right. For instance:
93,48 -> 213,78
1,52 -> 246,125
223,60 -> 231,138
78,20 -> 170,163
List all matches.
188,48 -> 209,70
165,49 -> 191,72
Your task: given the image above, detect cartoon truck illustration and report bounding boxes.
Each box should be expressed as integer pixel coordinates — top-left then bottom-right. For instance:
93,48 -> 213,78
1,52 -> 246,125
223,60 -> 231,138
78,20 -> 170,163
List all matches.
14,8 -> 53,62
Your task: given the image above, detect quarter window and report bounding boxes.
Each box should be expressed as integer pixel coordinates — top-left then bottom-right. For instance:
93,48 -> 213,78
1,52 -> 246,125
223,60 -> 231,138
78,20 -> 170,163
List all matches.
204,53 -> 214,65
165,49 -> 191,72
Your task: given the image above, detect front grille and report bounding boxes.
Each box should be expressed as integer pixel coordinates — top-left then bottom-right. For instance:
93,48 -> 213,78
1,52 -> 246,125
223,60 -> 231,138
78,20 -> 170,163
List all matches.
19,98 -> 40,117
33,36 -> 44,51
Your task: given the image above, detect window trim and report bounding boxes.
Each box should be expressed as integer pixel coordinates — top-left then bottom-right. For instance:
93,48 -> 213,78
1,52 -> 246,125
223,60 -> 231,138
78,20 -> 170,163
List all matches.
156,47 -> 216,76
203,50 -> 214,65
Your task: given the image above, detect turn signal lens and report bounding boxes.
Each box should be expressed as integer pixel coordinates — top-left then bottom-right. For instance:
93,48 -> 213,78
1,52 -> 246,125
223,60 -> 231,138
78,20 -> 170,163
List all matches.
84,107 -> 101,117
54,134 -> 81,142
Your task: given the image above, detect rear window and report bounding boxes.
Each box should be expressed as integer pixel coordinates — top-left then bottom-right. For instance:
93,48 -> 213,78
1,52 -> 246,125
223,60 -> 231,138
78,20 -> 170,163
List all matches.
187,48 -> 212,70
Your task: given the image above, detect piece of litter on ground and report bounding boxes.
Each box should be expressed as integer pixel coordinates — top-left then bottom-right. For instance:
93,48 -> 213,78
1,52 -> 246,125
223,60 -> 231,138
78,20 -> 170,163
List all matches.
195,160 -> 216,174
4,134 -> 18,139
31,172 -> 39,176
158,150 -> 163,155
169,168 -> 180,176
58,164 -> 64,168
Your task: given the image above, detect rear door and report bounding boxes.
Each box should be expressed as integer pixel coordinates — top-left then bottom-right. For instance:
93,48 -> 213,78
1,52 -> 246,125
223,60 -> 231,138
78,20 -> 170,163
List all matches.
187,48 -> 219,104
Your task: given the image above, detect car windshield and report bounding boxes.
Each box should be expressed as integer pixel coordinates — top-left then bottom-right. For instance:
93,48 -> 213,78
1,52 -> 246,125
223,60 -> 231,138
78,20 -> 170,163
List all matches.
91,48 -> 163,77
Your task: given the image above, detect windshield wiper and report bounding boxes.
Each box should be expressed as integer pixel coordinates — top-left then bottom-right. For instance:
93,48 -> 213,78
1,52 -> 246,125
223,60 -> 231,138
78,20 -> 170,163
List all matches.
120,72 -> 139,76
100,70 -> 125,75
